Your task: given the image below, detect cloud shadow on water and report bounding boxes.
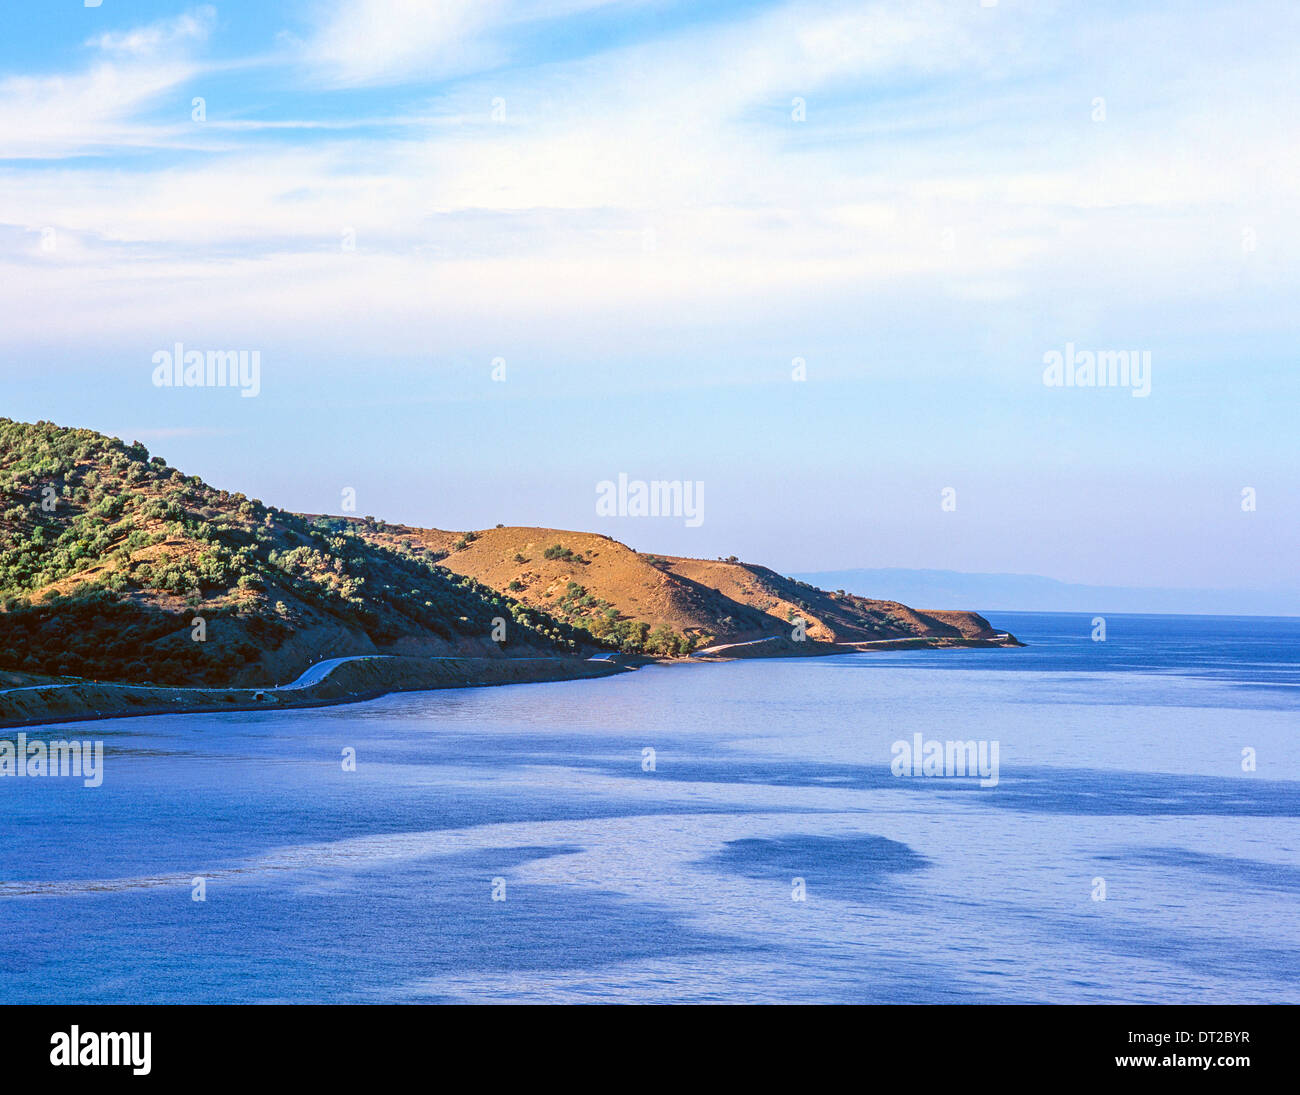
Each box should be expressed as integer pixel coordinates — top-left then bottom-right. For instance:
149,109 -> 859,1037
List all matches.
701,834 -> 930,906
1100,846 -> 1300,895
0,843 -> 758,1004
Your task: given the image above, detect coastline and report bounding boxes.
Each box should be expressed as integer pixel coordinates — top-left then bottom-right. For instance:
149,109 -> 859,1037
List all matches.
691,634 -> 1023,659
0,654 -> 631,730
0,633 -> 1022,730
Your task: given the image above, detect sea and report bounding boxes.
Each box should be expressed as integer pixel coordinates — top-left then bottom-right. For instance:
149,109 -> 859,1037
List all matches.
2,611 -> 1297,1003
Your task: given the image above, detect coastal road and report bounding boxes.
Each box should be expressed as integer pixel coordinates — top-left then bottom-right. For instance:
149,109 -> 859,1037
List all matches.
2,651 -> 622,700
276,655 -> 389,690
0,683 -> 72,696
0,655 -> 391,697
690,636 -> 784,657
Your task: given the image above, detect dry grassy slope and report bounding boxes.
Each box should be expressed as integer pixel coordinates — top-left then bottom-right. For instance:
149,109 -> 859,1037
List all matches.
395,526 -> 785,644
384,525 -> 1000,645
914,609 -> 1004,639
662,557 -> 1001,642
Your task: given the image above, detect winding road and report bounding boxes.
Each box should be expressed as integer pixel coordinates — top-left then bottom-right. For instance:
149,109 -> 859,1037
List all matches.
0,655 -> 388,697
4,651 -> 621,698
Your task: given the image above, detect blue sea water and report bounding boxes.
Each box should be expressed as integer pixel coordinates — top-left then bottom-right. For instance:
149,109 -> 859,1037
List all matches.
1,611 -> 1298,1004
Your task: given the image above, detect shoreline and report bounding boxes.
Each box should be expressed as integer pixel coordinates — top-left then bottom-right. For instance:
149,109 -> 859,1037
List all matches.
0,654 -> 633,730
690,634 -> 1023,659
0,634 -> 1022,730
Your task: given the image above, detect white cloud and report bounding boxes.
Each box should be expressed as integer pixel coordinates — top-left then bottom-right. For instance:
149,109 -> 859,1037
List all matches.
87,6 -> 216,57
0,66 -> 196,159
0,7 -> 216,159
301,0 -> 625,87
305,0 -> 504,87
1,0 -> 1296,366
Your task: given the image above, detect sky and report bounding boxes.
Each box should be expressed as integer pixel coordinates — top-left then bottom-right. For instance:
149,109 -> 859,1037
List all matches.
1,0 -> 1296,595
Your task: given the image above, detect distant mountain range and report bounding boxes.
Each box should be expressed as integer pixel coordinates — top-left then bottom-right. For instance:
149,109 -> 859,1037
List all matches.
789,568 -> 1300,618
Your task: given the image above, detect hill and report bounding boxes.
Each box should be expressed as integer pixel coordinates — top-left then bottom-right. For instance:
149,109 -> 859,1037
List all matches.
659,556 -> 1003,642
0,420 -> 589,686
0,419 -> 1018,695
361,524 -> 768,655
365,524 -> 1011,651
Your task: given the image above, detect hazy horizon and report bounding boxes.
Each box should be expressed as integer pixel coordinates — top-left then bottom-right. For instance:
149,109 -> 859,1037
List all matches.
792,566 -> 1300,617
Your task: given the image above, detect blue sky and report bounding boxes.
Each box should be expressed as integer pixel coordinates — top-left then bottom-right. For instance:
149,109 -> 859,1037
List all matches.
1,0 -> 1297,593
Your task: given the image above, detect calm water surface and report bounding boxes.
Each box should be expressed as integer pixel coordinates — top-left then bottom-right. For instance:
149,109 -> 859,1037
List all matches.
2,612 -> 1298,1003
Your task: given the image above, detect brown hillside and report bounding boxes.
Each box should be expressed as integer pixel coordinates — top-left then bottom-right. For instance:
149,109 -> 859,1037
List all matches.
914,609 -> 1006,640
358,524 -> 1012,652
372,525 -> 783,650
662,557 -> 1002,642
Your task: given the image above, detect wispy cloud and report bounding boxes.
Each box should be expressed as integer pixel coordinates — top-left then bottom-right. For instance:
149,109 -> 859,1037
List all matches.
2,0 -> 1297,355
87,6 -> 216,58
298,0 -> 626,87
0,7 -> 216,159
